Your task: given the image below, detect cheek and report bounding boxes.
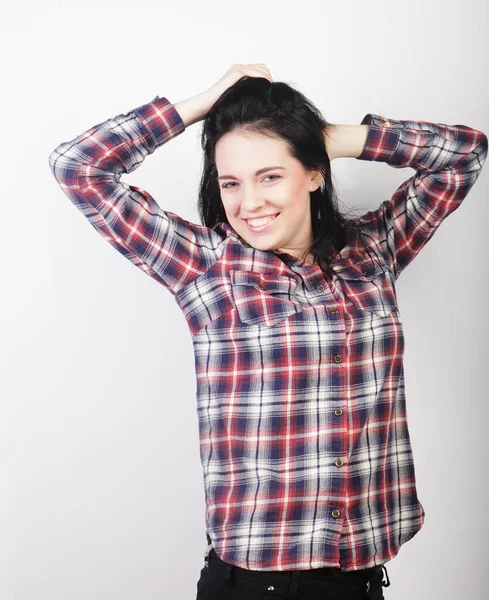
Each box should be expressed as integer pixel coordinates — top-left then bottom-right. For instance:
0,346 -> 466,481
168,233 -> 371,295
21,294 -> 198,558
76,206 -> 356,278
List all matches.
284,187 -> 309,213
221,197 -> 238,218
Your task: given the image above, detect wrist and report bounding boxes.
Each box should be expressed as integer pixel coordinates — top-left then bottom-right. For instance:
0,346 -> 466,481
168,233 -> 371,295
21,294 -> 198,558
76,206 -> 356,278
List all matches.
325,124 -> 369,160
173,92 -> 212,128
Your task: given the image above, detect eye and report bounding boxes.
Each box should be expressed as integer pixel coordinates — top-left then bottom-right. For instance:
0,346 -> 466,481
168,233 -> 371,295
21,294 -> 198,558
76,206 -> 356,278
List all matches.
221,174 -> 281,190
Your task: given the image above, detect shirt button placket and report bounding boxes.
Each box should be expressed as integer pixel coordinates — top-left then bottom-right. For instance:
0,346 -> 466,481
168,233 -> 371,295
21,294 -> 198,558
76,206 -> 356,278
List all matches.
316,282 -> 339,315
316,275 -> 345,525
332,343 -> 344,524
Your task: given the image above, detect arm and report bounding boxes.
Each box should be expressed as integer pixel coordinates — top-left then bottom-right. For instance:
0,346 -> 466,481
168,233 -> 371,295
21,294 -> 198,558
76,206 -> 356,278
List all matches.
329,114 -> 488,280
173,91 -> 213,127
48,95 -> 223,294
324,124 -> 369,161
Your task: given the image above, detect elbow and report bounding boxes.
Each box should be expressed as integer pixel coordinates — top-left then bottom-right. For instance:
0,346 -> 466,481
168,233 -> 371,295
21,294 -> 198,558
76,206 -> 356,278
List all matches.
48,142 -> 77,183
476,130 -> 488,170
48,143 -> 66,181
48,148 -> 58,178
479,130 -> 488,154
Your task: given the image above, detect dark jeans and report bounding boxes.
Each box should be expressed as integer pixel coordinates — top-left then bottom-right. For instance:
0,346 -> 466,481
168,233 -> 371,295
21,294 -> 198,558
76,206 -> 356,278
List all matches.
196,548 -> 390,600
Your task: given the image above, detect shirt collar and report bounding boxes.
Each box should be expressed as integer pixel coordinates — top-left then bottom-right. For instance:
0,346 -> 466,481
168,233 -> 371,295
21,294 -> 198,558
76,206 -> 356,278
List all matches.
214,221 -> 381,277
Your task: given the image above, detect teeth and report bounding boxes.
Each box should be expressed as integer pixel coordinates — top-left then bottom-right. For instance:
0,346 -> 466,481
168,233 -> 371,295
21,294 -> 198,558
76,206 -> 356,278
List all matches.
247,214 -> 278,227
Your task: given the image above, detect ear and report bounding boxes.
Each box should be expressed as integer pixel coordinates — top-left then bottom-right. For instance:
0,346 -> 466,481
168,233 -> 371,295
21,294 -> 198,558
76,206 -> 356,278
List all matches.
309,169 -> 323,192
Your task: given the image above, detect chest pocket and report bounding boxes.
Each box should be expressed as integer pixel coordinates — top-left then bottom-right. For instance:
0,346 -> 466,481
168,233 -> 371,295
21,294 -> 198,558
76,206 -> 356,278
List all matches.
336,262 -> 398,318
230,270 -> 303,327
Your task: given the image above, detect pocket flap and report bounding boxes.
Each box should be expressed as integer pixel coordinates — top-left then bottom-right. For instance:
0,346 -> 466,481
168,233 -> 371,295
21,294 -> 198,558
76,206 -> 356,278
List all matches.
338,266 -> 399,318
334,259 -> 385,281
230,270 -> 298,295
229,270 -> 302,326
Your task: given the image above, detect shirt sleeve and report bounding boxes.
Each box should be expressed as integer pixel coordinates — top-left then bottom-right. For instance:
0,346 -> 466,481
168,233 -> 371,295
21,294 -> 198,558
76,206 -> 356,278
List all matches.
48,95 -> 224,294
355,113 -> 488,280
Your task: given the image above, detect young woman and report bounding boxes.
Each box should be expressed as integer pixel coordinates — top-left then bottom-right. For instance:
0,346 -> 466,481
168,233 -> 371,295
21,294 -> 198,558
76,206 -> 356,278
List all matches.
48,64 -> 487,600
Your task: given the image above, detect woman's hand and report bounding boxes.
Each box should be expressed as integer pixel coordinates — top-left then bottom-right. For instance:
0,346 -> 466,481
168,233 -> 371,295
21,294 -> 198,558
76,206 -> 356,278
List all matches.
202,63 -> 273,111
174,63 -> 273,128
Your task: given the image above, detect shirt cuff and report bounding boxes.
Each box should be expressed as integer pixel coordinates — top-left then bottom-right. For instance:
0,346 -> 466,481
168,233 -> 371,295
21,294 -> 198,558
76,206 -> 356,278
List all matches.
131,95 -> 186,148
356,113 -> 402,163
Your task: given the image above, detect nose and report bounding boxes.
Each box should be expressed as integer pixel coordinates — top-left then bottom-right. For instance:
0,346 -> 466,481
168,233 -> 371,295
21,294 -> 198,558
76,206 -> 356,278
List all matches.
240,185 -> 266,214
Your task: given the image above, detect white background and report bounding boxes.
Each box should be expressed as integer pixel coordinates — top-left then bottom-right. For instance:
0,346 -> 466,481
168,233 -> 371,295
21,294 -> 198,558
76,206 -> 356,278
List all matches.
1,0 -> 488,598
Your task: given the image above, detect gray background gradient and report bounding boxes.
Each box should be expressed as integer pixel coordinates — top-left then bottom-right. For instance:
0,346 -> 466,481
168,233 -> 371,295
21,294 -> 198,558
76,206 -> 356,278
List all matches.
1,0 -> 488,598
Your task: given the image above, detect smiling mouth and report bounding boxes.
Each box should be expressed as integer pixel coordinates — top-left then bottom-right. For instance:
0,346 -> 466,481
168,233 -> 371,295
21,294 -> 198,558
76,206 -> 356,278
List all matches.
244,213 -> 280,231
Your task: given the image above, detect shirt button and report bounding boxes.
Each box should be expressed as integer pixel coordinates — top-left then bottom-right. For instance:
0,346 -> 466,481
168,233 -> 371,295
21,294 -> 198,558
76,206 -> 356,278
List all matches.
259,283 -> 267,291
267,586 -> 275,591
330,307 -> 338,314
317,284 -> 325,292
332,509 -> 341,518
333,354 -> 342,363
334,407 -> 343,416
362,270 -> 369,277
335,458 -> 344,468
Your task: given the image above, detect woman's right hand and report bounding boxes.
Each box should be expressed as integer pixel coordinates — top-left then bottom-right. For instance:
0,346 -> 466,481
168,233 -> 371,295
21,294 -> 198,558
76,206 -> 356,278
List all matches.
174,63 -> 273,128
203,63 -> 273,110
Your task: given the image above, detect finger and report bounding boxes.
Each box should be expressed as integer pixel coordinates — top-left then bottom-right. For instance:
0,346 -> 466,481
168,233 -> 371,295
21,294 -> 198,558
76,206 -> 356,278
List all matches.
250,66 -> 273,82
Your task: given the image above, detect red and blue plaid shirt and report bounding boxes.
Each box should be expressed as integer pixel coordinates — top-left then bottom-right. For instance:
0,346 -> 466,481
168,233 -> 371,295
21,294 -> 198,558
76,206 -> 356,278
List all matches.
48,96 -> 487,572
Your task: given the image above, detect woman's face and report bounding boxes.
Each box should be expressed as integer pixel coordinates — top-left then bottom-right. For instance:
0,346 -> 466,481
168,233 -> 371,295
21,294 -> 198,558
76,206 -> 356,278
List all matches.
215,129 -> 322,262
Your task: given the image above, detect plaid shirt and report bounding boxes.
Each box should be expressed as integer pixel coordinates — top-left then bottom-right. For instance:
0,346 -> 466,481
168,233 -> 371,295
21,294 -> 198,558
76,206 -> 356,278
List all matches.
48,96 -> 487,572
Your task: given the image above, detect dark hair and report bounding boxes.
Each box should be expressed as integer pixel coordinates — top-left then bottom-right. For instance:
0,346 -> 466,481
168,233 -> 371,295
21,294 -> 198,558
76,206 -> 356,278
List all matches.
197,76 -> 370,275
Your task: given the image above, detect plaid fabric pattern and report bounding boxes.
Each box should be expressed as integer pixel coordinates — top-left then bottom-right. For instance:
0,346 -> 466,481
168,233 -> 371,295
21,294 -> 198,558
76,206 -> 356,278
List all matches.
48,96 -> 487,571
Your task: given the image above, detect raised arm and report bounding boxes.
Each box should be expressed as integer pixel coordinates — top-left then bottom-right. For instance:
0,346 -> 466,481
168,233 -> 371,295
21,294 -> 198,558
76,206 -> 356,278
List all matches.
328,114 -> 488,280
48,94 -> 223,294
48,62 -> 276,294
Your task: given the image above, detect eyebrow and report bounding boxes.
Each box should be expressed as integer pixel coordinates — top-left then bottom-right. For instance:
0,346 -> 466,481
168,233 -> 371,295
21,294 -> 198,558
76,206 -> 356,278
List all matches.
217,166 -> 286,181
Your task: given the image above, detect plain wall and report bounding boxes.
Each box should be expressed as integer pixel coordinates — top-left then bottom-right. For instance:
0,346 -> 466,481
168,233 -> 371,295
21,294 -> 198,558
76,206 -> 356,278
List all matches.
1,0 -> 488,598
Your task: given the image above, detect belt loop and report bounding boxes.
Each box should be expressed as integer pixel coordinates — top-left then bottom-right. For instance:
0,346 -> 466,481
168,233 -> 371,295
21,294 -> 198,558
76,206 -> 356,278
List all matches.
223,563 -> 236,587
290,571 -> 300,592
204,533 -> 213,567
285,570 -> 301,598
364,566 -> 388,598
381,565 -> 391,587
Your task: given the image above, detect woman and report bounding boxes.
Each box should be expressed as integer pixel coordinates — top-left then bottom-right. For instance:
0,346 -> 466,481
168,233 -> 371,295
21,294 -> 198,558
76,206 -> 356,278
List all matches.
48,64 -> 488,600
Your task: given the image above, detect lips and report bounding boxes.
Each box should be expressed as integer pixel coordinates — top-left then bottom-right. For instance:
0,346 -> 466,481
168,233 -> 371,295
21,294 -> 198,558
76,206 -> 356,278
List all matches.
244,213 -> 280,232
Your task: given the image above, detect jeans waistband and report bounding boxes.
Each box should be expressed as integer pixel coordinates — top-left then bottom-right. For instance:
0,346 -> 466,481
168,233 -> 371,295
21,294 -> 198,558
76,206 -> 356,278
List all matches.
207,548 -> 384,582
